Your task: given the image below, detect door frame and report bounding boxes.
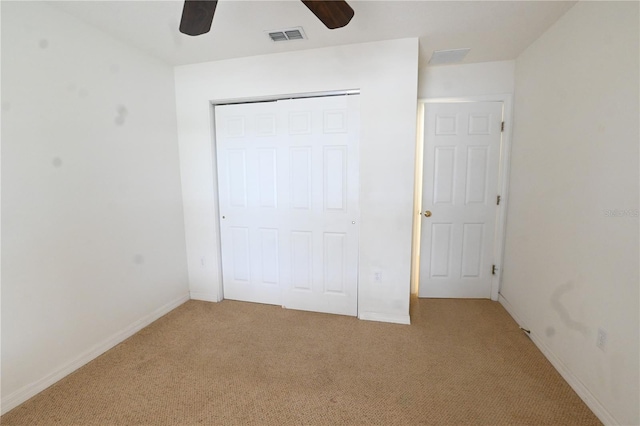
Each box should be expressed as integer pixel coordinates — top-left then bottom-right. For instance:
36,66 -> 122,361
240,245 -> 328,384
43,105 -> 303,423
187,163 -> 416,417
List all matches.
208,90 -> 361,310
411,94 -> 513,301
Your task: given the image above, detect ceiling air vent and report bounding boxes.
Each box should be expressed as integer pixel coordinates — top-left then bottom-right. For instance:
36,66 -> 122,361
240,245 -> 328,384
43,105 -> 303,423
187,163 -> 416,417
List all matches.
429,48 -> 471,65
267,27 -> 307,42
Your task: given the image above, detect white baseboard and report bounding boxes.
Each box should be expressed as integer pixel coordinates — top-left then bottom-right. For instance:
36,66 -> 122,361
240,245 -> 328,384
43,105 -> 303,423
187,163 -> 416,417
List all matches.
498,294 -> 619,426
359,311 -> 411,325
1,293 -> 190,415
190,291 -> 220,302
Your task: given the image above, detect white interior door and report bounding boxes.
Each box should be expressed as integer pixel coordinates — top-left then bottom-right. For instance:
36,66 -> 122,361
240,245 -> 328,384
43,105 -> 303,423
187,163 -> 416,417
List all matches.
419,101 -> 503,298
215,95 -> 360,316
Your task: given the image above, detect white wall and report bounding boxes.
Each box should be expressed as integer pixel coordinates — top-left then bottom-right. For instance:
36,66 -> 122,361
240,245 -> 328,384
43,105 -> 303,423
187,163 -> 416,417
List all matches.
501,2 -> 639,425
174,38 -> 419,324
418,60 -> 515,99
1,2 -> 189,413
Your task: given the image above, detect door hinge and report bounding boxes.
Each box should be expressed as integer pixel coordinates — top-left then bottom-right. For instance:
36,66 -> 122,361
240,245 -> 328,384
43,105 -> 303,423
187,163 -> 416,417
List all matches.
497,195 -> 501,205
501,121 -> 505,132
492,264 -> 497,275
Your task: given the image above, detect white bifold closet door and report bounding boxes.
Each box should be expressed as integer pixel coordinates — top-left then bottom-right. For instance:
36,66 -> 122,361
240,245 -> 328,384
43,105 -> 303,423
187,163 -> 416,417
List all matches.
215,95 -> 360,316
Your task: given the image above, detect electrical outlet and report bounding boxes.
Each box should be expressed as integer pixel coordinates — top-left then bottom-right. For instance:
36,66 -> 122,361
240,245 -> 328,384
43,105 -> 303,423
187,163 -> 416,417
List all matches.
373,270 -> 383,283
596,328 -> 607,351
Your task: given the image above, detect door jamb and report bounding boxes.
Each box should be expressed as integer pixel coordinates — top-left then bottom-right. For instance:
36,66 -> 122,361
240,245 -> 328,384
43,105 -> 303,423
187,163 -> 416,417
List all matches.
208,103 -> 225,302
414,94 -> 513,301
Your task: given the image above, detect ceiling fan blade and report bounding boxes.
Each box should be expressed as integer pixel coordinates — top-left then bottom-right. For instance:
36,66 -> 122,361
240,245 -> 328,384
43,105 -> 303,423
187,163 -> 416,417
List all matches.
301,0 -> 354,29
179,0 -> 218,36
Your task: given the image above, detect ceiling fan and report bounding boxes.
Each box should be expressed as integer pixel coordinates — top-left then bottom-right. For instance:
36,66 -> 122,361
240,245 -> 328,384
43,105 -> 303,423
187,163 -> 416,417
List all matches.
179,0 -> 355,36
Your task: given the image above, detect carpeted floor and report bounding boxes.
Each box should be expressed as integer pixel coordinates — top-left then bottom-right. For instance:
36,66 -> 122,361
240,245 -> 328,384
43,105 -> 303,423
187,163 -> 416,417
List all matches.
2,298 -> 600,425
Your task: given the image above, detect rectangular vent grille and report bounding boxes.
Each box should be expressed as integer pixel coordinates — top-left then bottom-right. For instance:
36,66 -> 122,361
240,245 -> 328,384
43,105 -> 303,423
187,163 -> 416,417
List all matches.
428,48 -> 471,65
267,27 -> 306,42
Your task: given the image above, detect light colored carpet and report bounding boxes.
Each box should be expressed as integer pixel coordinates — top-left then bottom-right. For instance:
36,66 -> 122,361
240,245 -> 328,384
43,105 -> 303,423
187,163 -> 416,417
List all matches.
2,298 -> 600,425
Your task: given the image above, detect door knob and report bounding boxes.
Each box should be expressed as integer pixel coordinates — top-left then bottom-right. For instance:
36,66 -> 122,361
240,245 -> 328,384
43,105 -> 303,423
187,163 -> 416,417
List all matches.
424,210 -> 432,217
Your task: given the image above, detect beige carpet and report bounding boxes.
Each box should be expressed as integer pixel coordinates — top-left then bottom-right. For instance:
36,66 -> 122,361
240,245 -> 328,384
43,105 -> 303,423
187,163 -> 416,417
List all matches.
2,298 -> 600,425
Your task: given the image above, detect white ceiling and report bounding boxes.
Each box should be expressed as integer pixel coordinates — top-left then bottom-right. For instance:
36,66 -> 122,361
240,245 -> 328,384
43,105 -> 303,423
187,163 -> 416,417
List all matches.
52,0 -> 576,67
